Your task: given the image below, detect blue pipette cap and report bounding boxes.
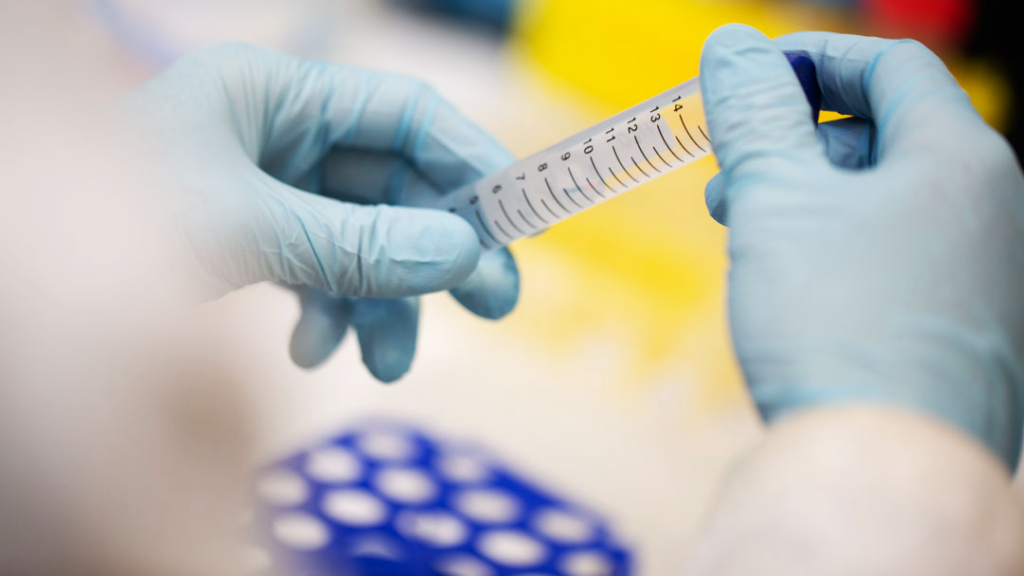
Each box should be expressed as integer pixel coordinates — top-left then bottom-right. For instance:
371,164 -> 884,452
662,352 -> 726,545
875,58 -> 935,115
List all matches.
785,53 -> 822,123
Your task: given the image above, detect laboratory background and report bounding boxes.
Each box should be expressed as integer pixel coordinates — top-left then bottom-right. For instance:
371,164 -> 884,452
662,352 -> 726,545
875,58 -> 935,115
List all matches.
1,0 -> 1020,575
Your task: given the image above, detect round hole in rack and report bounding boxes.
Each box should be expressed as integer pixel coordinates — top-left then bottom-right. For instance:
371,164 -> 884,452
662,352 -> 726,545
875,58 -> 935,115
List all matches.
454,488 -> 522,524
272,512 -> 331,550
436,453 -> 492,484
355,431 -> 417,462
322,488 -> 388,527
396,510 -> 470,548
531,507 -> 596,544
559,550 -> 615,576
476,529 -> 548,567
305,446 -> 362,483
374,466 -> 438,505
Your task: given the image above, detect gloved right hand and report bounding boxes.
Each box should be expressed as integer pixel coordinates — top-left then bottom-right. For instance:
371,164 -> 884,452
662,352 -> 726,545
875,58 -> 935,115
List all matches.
128,44 -> 518,383
700,26 -> 1024,468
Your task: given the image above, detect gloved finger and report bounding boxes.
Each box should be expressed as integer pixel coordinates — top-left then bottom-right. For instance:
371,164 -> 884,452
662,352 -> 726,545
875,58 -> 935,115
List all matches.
817,117 -> 876,169
700,24 -> 826,187
774,32 -> 977,161
324,73 -> 515,193
351,297 -> 420,383
319,149 -> 444,207
705,117 -> 875,225
247,51 -> 515,195
398,94 -> 516,193
289,288 -> 352,369
704,173 -> 728,225
247,169 -> 481,297
449,247 -> 519,320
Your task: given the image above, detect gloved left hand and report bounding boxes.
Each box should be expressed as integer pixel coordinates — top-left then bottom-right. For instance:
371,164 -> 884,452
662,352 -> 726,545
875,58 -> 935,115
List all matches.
699,26 -> 1024,468
128,43 -> 518,382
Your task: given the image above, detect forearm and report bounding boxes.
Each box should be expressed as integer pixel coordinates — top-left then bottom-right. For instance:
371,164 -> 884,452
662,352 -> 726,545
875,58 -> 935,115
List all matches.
683,406 -> 1024,576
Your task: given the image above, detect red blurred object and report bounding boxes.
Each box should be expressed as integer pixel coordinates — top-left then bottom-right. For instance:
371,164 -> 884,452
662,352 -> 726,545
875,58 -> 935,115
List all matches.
863,0 -> 976,48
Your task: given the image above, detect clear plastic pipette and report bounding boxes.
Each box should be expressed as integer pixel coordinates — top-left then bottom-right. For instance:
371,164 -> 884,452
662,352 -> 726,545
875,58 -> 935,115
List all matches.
430,54 -> 820,249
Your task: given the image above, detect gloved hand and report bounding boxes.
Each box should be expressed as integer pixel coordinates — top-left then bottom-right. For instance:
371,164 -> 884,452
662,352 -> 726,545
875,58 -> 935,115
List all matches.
128,44 -> 518,382
700,26 -> 1024,468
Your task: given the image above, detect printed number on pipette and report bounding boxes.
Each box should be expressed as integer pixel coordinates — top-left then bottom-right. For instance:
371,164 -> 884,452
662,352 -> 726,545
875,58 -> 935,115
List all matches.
430,55 -> 820,249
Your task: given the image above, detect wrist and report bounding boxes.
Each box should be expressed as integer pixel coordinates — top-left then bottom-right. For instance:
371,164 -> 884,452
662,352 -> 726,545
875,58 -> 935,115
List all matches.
742,330 -> 1024,469
684,406 -> 1024,576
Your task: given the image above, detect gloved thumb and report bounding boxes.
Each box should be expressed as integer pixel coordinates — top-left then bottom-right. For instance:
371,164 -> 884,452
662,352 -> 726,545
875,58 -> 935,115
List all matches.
700,25 -> 824,198
241,172 -> 482,297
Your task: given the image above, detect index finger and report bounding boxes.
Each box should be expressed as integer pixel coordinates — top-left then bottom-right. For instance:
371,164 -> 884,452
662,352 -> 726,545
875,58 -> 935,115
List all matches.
775,32 -> 979,160
263,53 -> 515,194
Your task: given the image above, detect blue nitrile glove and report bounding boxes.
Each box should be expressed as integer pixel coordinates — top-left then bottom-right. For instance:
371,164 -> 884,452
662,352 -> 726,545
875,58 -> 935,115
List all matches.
700,26 -> 1024,468
129,44 -> 518,382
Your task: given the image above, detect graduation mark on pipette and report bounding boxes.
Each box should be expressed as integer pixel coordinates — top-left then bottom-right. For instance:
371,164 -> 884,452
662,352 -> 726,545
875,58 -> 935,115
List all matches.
428,54 -> 820,249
